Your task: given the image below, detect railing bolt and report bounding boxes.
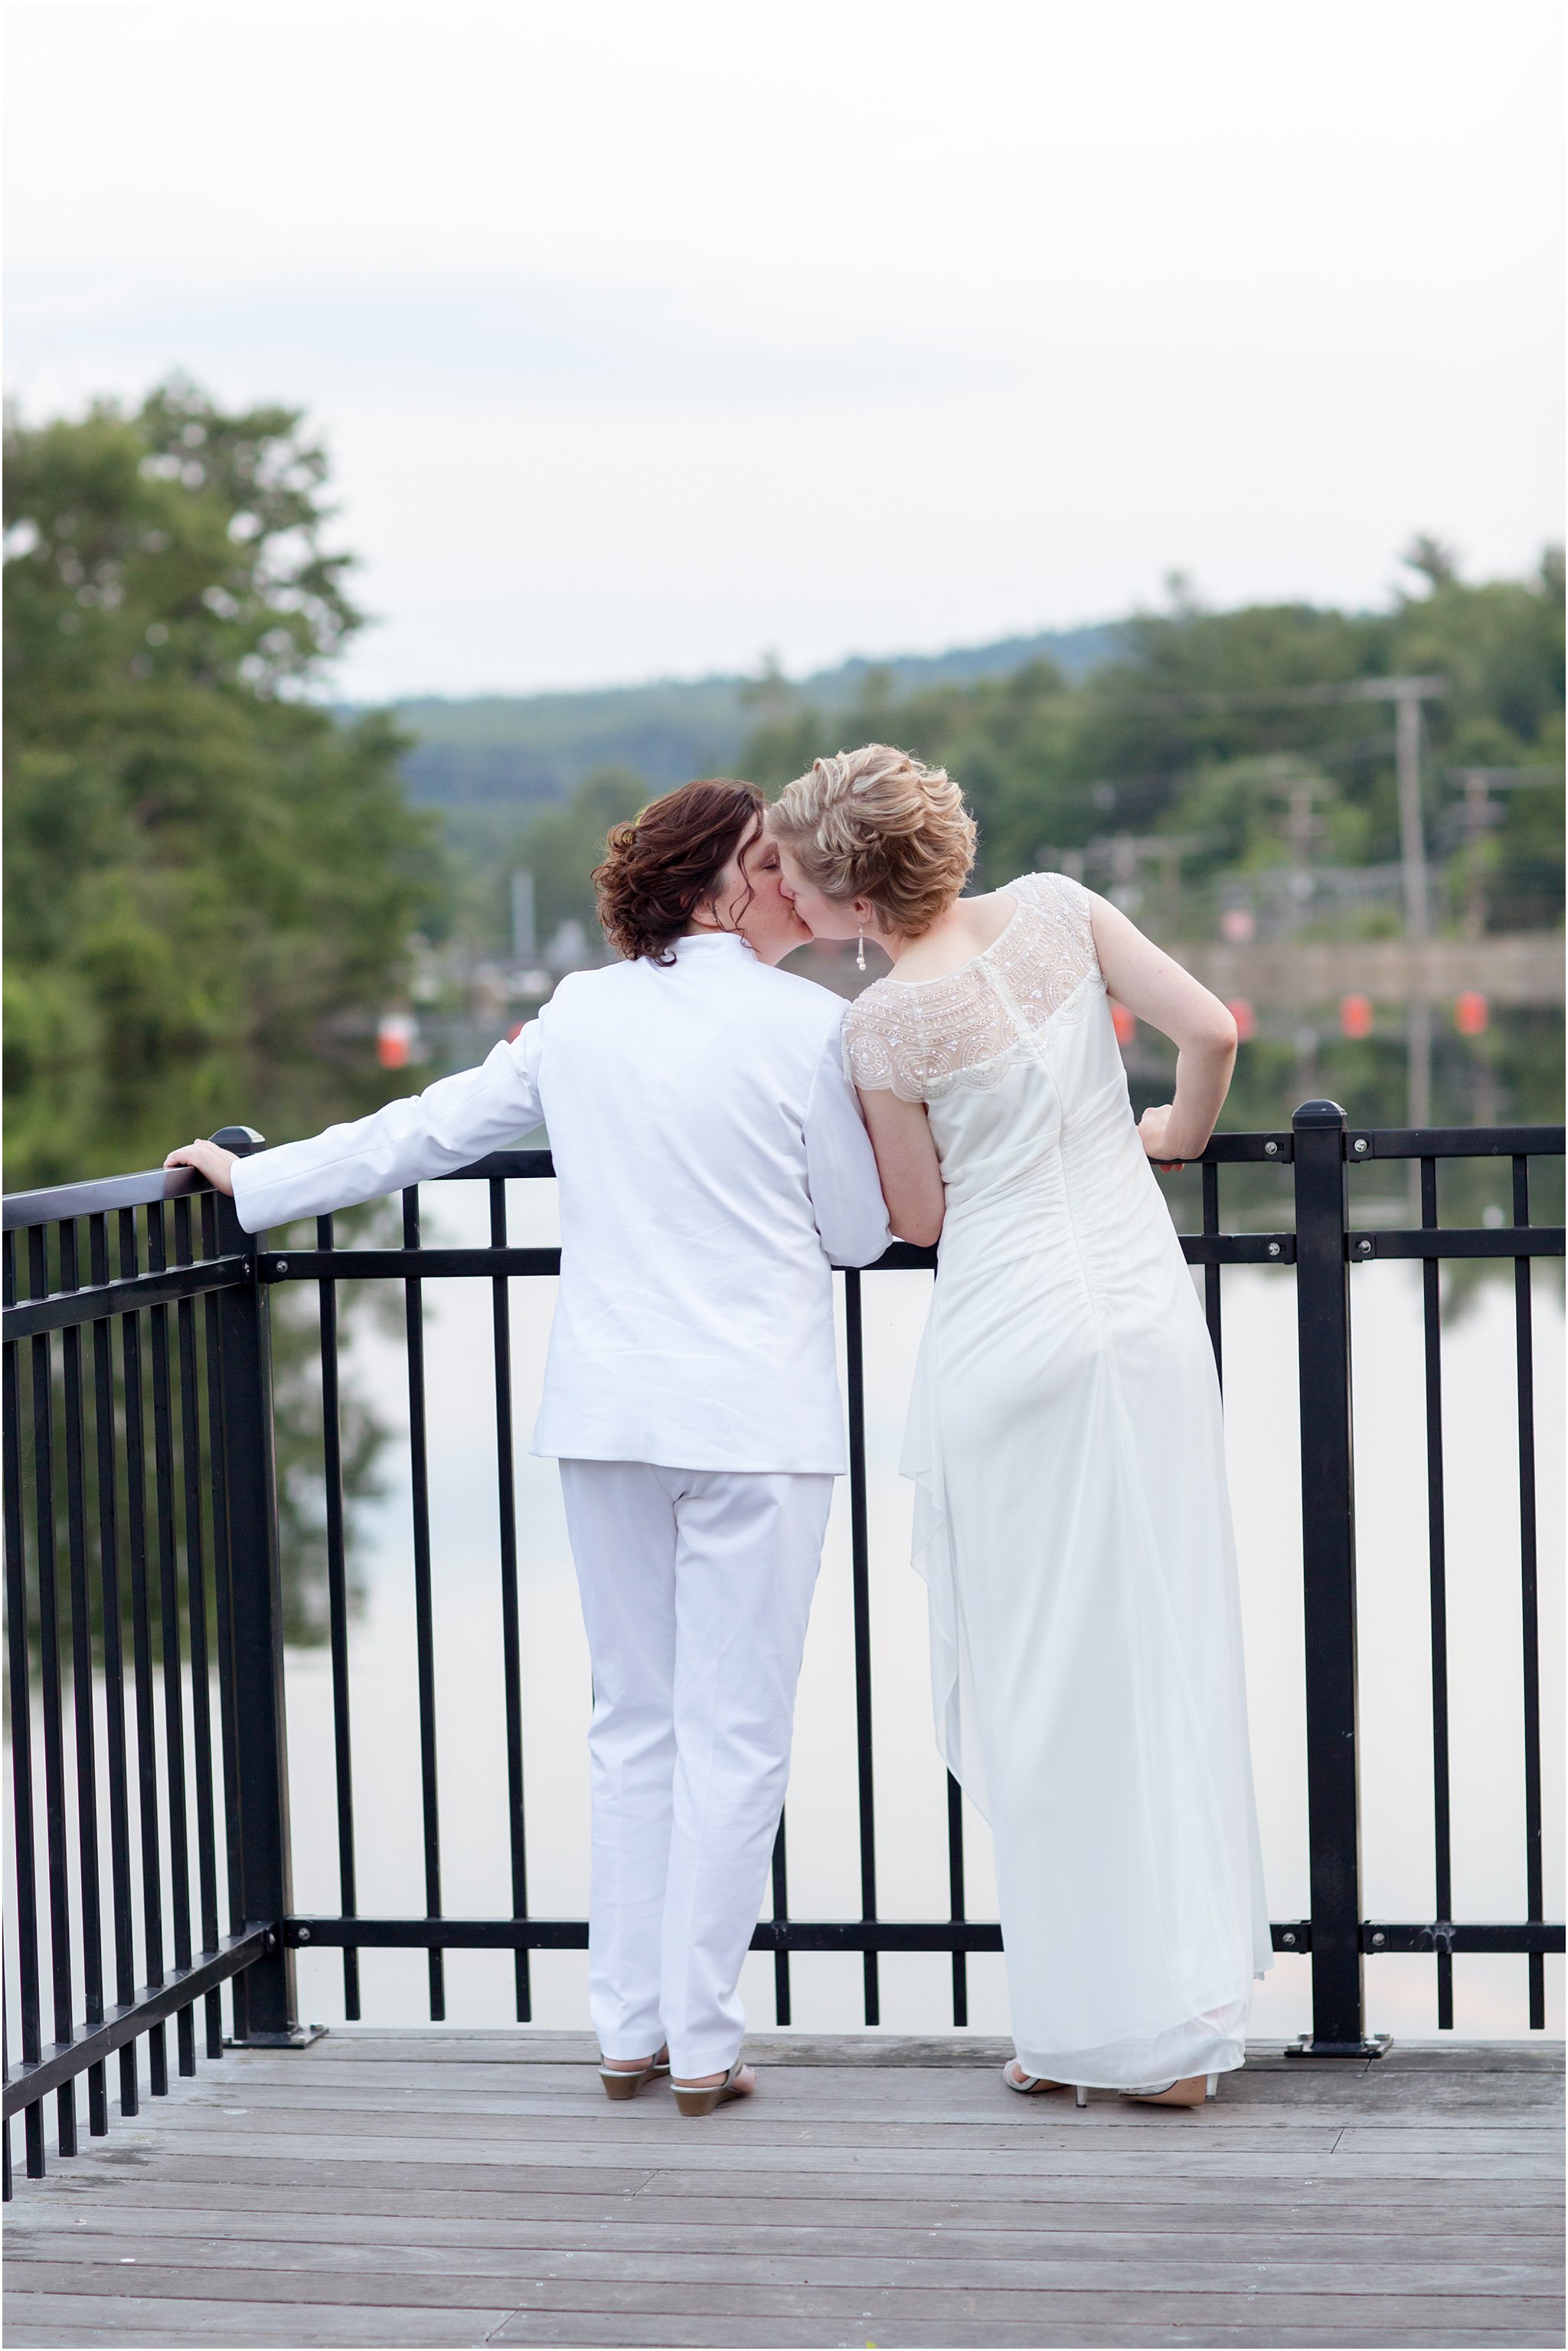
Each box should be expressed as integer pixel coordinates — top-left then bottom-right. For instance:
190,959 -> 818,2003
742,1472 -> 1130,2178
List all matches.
1264,1140 -> 1279,1156
297,1926 -> 311,1943
1370,1931 -> 1387,1948
1353,1138 -> 1369,1154
1267,1242 -> 1281,1258
274,1259 -> 288,1275
1357,1238 -> 1373,1256
1282,1930 -> 1297,1947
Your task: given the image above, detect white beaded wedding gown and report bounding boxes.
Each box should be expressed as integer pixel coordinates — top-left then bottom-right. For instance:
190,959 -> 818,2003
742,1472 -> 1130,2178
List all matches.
844,872 -> 1271,2087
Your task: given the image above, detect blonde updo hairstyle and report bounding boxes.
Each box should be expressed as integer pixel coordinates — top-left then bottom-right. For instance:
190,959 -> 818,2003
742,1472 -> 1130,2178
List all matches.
769,744 -> 977,939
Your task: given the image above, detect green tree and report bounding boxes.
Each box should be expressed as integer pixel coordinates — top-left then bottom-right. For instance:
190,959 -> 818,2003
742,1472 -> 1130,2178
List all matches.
743,552 -> 1563,923
4,377 -> 447,1185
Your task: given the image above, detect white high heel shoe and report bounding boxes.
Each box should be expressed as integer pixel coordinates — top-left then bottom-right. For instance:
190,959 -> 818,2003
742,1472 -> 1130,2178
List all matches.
1003,2061 -> 1093,2105
1002,2060 -> 1069,2095
1006,2064 -> 1220,2108
1119,2072 -> 1220,2108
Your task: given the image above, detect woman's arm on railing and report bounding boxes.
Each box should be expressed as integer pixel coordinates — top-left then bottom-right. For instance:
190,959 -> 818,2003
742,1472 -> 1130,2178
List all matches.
166,1023 -> 546,1229
1089,894 -> 1238,1171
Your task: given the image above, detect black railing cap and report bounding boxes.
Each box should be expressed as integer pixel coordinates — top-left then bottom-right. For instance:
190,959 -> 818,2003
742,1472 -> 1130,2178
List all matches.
4,1164 -> 207,1232
3,1125 -> 266,1232
1293,1099 -> 1348,1129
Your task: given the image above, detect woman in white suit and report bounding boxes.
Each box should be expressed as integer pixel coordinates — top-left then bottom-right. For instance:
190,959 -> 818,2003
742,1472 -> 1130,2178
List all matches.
168,780 -> 890,2115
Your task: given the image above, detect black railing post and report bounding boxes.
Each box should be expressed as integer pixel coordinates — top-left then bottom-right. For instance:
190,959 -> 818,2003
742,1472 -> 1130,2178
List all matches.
1290,1099 -> 1378,2057
209,1131 -> 315,2048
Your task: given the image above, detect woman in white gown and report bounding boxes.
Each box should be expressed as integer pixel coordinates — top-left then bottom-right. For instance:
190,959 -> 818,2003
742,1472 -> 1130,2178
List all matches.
772,746 -> 1272,2105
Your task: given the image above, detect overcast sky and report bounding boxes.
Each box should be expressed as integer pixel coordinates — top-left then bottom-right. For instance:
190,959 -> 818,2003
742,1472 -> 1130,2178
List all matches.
5,0 -> 1563,700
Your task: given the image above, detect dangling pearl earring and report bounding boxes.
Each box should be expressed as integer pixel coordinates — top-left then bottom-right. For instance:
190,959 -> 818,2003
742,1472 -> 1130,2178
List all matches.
856,923 -> 867,974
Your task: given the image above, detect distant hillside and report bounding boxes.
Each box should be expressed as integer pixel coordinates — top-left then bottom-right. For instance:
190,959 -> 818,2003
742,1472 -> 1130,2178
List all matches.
377,622 -> 1119,810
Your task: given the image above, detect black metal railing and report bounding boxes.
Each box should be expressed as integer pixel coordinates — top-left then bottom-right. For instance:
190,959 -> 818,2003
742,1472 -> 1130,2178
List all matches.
3,1102 -> 1562,2188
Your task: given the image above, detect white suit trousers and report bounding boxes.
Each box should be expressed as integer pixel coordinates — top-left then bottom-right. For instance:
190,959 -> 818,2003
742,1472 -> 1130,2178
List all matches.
558,1459 -> 831,2078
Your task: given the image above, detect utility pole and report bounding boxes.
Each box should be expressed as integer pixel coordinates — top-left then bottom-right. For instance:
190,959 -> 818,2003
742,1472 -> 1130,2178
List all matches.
1452,770 -> 1497,940
1395,687 -> 1432,1130
1268,762 -> 1334,922
1394,691 -> 1429,945
1448,765 -> 1560,939
1362,678 -> 1448,1135
511,868 -> 537,965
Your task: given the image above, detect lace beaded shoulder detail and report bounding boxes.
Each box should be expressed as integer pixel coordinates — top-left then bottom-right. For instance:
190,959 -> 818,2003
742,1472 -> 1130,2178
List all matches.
841,872 -> 1102,1101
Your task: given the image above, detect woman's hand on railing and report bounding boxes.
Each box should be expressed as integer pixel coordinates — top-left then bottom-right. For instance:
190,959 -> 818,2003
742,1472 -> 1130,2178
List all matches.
164,1139 -> 240,1195
1138,1103 -> 1199,1173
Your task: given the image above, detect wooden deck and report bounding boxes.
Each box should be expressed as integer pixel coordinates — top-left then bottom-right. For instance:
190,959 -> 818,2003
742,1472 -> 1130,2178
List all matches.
4,2031 -> 1561,2349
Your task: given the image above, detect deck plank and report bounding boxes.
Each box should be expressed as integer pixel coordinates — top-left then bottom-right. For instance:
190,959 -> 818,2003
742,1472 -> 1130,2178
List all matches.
170,2089 -> 1550,2132
0,2294 -> 511,2347
5,2317 -> 1564,2351
57,2124 -> 1552,2183
11,2202 -> 1559,2262
27,2150 -> 1566,2202
8,2232 -> 1560,2299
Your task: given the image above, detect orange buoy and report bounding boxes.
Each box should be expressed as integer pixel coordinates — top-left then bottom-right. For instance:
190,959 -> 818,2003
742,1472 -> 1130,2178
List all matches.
376,1013 -> 416,1069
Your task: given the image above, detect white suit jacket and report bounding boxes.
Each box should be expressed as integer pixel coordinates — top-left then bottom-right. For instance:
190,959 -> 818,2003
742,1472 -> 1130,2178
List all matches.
230,933 -> 890,1474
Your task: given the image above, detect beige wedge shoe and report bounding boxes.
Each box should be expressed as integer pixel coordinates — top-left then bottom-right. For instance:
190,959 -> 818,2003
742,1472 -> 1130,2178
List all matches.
598,2045 -> 670,2101
671,2059 -> 754,2118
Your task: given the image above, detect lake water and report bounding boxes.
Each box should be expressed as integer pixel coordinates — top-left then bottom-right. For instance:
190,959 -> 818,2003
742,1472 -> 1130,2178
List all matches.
276,1178 -> 1564,2047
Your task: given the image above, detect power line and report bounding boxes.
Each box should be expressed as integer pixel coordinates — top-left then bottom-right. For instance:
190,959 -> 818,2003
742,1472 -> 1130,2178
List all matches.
1109,674 -> 1449,717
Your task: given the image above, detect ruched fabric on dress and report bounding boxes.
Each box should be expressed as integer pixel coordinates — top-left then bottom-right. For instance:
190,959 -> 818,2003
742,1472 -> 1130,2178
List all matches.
845,875 -> 1271,2089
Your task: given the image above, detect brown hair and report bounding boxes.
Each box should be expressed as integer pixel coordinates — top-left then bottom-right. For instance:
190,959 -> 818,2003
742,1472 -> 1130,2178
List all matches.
593,778 -> 766,963
769,744 -> 977,938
